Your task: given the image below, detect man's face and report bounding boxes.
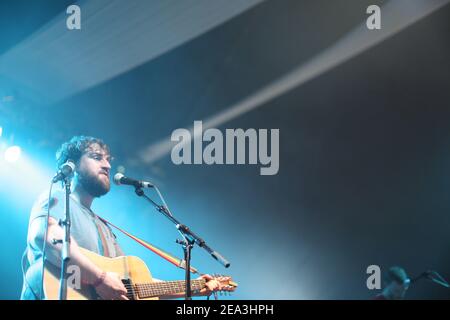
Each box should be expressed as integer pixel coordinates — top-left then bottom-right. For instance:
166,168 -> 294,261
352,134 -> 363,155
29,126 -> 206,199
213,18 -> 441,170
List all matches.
76,143 -> 112,197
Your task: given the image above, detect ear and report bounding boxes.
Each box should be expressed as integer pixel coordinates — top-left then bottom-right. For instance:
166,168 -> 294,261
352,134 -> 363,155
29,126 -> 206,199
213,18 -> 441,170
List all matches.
69,158 -> 81,177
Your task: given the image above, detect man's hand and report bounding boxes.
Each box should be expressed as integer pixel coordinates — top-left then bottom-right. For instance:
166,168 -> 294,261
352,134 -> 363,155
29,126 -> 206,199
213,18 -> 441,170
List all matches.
94,272 -> 129,300
197,274 -> 231,296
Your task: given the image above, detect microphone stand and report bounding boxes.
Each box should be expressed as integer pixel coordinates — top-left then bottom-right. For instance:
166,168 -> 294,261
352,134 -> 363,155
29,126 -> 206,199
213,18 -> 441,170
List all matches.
133,186 -> 230,300
176,238 -> 194,300
57,177 -> 72,300
425,271 -> 450,288
411,270 -> 450,288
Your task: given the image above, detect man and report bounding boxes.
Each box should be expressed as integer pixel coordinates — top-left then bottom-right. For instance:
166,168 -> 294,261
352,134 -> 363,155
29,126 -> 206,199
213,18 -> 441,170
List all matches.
21,135 -> 222,300
374,266 -> 410,300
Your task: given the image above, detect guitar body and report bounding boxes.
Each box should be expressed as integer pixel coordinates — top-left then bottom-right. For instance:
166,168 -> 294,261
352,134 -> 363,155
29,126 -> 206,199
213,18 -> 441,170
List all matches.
43,247 -> 158,300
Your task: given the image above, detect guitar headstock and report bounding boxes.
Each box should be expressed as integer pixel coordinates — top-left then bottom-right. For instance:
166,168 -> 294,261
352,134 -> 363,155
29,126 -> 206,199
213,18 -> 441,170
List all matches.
213,274 -> 238,294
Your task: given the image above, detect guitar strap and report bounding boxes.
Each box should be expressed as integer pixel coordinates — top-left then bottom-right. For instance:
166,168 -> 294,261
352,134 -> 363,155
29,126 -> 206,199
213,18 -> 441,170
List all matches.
95,221 -> 111,258
96,215 -> 200,274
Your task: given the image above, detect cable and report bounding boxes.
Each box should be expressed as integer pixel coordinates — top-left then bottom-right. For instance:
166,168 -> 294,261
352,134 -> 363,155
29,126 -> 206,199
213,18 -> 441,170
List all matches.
21,250 -> 39,299
39,180 -> 55,300
154,185 -> 173,217
21,179 -> 54,300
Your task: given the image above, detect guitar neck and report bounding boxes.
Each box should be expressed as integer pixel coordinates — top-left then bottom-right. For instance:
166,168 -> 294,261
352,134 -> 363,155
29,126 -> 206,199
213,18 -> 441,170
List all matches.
134,279 -> 206,299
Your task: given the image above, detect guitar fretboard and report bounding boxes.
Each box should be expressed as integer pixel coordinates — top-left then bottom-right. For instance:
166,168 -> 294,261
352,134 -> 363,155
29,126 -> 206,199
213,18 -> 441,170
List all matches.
134,279 -> 206,299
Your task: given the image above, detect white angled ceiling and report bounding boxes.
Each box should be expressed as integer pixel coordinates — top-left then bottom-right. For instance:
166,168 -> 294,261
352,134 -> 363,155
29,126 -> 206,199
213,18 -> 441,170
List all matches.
0,0 -> 263,105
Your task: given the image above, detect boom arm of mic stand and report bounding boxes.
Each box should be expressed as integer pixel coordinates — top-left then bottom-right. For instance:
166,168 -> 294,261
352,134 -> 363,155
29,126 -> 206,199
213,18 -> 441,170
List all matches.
428,271 -> 450,288
411,270 -> 450,288
134,187 -> 231,268
177,224 -> 231,268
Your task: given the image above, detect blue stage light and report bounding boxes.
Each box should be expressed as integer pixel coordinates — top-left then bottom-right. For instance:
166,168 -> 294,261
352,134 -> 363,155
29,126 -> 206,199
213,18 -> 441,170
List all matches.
4,146 -> 22,163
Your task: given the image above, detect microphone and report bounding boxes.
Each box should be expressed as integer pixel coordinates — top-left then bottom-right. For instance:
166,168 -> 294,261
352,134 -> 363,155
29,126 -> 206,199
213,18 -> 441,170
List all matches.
113,173 -> 154,188
52,161 -> 75,183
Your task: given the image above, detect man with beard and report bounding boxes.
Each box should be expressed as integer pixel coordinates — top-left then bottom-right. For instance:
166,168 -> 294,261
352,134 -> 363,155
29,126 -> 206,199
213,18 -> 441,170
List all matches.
20,136 -> 221,300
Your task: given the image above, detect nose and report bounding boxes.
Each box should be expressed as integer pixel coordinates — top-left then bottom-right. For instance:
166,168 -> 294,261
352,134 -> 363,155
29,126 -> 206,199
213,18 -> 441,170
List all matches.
101,158 -> 111,171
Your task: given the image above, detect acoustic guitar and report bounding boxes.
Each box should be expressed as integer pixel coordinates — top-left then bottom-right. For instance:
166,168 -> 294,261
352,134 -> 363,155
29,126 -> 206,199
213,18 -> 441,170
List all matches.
43,247 -> 237,300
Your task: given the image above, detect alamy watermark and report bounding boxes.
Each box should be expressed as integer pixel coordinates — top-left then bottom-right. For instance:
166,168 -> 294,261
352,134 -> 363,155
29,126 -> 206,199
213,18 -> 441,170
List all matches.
66,5 -> 81,30
366,264 -> 381,289
64,5 -> 381,32
67,265 -> 81,289
366,5 -> 381,30
170,121 -> 279,176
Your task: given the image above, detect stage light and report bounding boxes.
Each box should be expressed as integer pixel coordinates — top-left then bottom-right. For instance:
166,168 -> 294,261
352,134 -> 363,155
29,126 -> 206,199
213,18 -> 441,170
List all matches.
4,146 -> 22,163
0,126 -> 3,137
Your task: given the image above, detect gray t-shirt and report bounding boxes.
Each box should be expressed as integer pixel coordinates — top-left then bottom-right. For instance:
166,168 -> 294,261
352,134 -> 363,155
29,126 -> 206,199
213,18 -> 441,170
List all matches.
20,189 -> 123,300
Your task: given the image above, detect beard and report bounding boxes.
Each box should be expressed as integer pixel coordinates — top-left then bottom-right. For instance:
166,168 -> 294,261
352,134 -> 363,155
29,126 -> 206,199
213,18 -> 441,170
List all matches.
78,170 -> 110,198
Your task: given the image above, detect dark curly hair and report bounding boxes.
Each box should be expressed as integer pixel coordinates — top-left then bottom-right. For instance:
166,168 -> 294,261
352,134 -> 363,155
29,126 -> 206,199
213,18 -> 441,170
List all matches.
56,136 -> 110,168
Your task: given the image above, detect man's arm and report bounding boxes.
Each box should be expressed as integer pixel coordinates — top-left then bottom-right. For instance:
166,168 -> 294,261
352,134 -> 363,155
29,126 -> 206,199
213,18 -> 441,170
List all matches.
29,216 -> 129,300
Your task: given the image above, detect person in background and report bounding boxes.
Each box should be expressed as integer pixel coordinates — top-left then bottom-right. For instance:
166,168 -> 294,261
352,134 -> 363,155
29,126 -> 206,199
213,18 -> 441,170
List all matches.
374,266 -> 410,300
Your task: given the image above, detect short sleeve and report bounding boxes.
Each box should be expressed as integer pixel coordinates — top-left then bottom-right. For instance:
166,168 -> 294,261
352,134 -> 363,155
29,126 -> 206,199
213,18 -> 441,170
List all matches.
29,189 -> 66,226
